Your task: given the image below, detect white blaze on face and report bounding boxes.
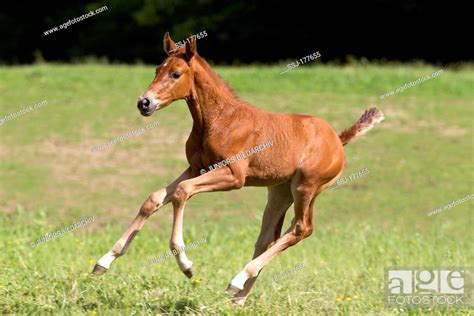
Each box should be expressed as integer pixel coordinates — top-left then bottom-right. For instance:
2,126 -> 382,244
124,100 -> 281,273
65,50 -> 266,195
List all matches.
142,62 -> 170,109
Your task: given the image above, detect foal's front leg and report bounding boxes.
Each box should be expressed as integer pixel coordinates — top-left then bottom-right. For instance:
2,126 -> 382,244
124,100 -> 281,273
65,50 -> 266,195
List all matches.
92,168 -> 193,275
169,166 -> 244,278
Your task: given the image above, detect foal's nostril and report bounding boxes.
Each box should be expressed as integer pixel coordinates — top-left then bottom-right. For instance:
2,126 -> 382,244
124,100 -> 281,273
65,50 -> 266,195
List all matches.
137,98 -> 151,110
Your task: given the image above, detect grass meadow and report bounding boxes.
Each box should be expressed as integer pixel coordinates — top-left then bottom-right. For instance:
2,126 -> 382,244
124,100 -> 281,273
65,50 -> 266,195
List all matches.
0,63 -> 473,315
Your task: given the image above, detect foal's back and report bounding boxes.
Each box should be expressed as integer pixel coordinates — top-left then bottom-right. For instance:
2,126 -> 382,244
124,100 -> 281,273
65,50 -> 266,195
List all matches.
219,102 -> 345,187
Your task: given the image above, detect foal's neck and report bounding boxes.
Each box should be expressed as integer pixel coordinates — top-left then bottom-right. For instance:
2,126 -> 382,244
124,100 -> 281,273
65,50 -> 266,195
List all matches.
185,56 -> 239,135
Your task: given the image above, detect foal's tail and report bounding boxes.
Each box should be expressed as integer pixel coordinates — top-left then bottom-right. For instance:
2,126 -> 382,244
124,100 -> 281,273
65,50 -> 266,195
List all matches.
339,108 -> 384,146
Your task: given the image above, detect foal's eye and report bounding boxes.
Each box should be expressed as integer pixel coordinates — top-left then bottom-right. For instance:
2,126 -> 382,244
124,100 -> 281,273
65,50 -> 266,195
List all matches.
171,71 -> 181,80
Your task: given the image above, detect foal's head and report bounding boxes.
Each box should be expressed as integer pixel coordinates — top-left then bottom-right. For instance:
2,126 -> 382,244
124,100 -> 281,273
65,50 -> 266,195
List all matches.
137,32 -> 198,116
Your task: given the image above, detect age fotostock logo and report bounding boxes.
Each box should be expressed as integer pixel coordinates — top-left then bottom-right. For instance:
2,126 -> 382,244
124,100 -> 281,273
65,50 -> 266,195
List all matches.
385,267 -> 473,308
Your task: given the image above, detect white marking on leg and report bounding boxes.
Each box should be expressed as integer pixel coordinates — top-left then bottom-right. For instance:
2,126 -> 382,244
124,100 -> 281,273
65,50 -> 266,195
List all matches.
230,270 -> 250,290
176,251 -> 193,271
97,251 -> 116,269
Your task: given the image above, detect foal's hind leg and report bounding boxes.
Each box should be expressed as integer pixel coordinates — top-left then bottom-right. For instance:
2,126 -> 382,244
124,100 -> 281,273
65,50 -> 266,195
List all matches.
92,168 -> 193,275
231,183 -> 293,306
227,172 -> 322,293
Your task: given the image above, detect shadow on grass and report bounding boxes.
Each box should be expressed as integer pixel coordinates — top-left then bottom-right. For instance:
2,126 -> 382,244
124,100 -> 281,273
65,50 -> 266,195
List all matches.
160,298 -> 198,314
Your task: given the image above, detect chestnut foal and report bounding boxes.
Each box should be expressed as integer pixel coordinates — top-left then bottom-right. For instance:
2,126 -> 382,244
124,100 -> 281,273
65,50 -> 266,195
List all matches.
92,32 -> 384,306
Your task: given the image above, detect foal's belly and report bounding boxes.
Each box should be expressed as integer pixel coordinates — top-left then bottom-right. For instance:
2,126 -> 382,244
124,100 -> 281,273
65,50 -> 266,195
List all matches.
243,158 -> 297,187
244,176 -> 290,187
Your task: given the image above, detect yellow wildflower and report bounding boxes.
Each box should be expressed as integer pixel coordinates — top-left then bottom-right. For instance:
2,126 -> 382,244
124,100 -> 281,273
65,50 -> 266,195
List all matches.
193,278 -> 202,285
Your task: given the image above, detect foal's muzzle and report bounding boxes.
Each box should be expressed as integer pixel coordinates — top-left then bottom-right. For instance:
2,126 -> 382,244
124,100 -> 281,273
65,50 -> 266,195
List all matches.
137,97 -> 157,116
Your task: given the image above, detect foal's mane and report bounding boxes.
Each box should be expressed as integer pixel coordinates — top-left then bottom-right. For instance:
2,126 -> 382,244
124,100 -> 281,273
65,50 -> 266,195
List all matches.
172,50 -> 241,103
194,56 -> 240,101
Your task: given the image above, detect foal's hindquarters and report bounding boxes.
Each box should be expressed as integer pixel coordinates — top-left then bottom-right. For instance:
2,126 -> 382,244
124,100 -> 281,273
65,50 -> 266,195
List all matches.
228,114 -> 345,305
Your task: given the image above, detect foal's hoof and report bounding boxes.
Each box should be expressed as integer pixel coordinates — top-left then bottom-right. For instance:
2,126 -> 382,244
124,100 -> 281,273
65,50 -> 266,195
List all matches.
225,284 -> 241,296
92,264 -> 108,276
183,267 -> 194,278
232,297 -> 247,307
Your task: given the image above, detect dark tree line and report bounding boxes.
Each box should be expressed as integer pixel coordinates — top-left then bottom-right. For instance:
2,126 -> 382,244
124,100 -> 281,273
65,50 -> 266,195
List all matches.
0,0 -> 470,64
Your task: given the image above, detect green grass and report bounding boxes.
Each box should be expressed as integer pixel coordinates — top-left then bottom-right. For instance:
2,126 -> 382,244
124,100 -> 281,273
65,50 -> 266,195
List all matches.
0,63 -> 473,315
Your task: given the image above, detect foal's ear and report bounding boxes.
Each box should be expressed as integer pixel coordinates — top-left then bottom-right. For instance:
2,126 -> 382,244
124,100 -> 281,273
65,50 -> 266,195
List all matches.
163,32 -> 176,55
184,35 -> 197,61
